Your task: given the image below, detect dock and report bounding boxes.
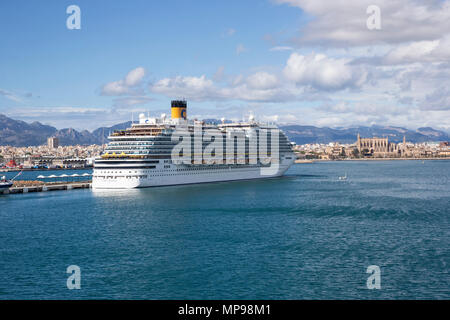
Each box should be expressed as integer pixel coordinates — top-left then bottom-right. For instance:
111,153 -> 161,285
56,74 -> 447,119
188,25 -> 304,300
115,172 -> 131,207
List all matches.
2,182 -> 91,194
295,159 -> 315,163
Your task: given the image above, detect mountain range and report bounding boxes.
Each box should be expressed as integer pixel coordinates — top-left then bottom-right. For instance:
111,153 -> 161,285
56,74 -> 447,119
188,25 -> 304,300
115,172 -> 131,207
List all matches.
0,114 -> 448,147
280,125 -> 449,145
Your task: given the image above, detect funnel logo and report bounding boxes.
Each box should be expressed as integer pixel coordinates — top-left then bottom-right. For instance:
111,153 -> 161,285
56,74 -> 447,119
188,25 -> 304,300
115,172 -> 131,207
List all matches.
181,109 -> 186,119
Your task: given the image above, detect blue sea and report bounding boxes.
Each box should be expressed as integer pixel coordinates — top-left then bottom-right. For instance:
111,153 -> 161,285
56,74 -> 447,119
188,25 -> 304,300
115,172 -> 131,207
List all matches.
0,160 -> 449,299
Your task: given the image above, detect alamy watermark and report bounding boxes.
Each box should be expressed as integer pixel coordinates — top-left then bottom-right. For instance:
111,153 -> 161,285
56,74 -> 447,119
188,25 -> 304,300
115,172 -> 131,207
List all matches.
170,124 -> 280,176
66,265 -> 81,289
367,5 -> 381,30
66,5 -> 81,30
366,265 -> 381,289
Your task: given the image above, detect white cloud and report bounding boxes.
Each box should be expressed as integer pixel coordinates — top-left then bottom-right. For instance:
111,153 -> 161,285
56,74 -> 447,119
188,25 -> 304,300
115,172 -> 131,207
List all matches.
101,82 -> 129,96
236,44 -> 247,55
383,37 -> 450,64
112,96 -> 153,108
220,84 -> 296,102
421,87 -> 450,111
269,46 -> 293,52
151,75 -> 217,101
0,89 -> 23,103
225,28 -> 236,36
320,101 -> 406,116
283,53 -> 367,90
150,72 -> 296,103
101,67 -> 146,96
384,40 -> 439,64
231,74 -> 244,86
275,0 -> 450,46
124,67 -> 145,86
148,52 -> 371,104
246,72 -> 279,90
99,67 -> 152,110
213,66 -> 225,82
385,62 -> 450,109
280,103 -> 450,131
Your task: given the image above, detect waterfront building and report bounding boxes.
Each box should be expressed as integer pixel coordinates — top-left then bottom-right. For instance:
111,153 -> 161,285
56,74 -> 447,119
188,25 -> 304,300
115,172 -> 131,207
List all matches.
325,143 -> 345,158
47,137 -> 59,149
52,158 -> 87,168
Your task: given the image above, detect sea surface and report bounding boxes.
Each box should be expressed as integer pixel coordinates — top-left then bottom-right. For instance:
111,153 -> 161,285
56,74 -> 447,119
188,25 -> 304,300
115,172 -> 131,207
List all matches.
2,169 -> 92,182
0,160 -> 449,299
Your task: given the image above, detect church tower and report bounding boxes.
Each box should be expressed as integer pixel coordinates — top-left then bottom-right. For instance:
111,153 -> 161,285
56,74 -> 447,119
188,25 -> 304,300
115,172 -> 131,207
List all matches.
402,136 -> 406,156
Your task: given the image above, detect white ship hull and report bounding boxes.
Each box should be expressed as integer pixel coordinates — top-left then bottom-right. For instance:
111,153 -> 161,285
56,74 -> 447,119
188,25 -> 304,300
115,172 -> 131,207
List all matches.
92,157 -> 294,189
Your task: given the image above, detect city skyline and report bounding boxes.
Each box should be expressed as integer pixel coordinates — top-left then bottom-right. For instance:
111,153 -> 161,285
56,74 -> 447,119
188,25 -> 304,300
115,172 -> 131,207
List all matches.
1,0 -> 450,132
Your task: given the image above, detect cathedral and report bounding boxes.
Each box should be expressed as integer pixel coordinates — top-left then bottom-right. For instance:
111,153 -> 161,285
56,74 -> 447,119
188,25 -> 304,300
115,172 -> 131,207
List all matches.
356,134 -> 406,157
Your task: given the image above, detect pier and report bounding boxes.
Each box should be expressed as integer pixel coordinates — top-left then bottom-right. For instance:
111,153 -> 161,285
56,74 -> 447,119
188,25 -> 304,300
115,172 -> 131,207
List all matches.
2,182 -> 91,195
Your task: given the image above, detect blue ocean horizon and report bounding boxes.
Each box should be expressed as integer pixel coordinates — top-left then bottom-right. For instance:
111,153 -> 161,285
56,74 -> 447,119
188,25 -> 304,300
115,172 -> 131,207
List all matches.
0,160 -> 449,299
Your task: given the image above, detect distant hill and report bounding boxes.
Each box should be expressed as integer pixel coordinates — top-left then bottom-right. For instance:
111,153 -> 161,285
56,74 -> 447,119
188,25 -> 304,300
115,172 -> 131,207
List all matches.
0,113 -> 448,146
0,114 -> 132,146
280,124 -> 449,145
91,121 -> 132,144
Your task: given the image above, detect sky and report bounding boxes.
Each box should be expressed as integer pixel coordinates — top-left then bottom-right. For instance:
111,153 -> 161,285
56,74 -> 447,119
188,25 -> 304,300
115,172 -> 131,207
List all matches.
0,0 -> 449,131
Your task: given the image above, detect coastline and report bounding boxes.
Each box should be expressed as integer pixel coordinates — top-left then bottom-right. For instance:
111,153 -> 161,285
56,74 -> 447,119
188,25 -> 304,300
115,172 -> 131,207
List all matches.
295,157 -> 450,163
2,157 -> 448,171
0,167 -> 93,172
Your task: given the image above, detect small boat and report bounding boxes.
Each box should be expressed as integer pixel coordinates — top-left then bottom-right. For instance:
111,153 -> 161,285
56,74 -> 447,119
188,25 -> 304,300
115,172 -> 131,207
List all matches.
0,176 -> 13,189
338,173 -> 348,181
0,171 -> 23,190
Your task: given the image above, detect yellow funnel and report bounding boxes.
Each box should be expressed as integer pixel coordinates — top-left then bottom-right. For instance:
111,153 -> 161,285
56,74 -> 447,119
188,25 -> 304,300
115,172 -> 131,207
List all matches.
171,100 -> 187,120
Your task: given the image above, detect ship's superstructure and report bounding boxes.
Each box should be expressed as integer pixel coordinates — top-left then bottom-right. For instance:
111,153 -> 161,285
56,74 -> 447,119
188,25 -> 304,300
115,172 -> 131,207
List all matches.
92,101 -> 295,189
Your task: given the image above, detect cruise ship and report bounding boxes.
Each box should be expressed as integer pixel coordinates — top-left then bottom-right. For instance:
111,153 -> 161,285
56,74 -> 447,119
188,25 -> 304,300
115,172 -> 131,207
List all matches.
92,101 -> 295,189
